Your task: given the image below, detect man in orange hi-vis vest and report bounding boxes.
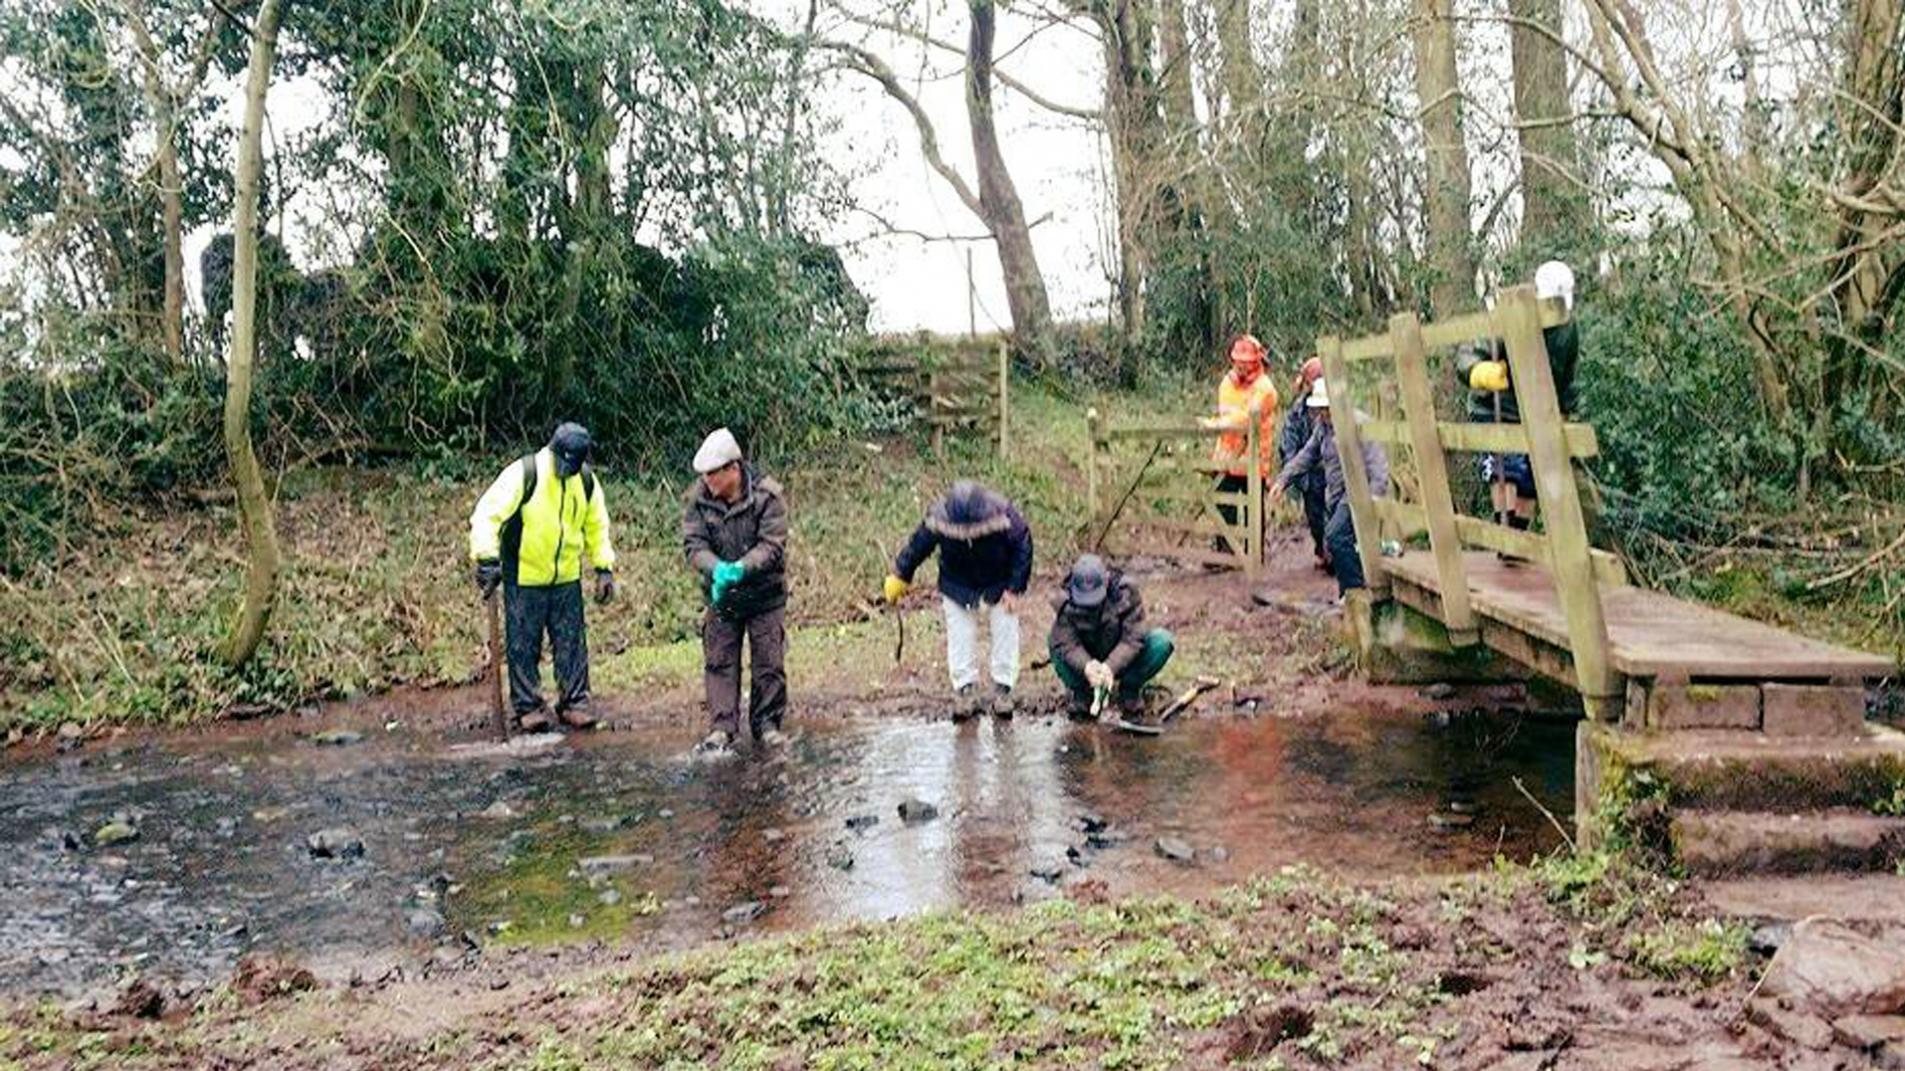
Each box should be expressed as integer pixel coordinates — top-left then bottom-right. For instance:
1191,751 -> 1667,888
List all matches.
1200,334 -> 1279,544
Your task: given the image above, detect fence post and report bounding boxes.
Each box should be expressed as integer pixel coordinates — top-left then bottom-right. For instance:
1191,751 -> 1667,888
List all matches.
1497,286 -> 1620,719
1318,336 -> 1388,597
1246,403 -> 1263,577
1086,406 -> 1102,532
929,366 -> 944,458
1390,312 -> 1477,645
997,341 -> 1010,460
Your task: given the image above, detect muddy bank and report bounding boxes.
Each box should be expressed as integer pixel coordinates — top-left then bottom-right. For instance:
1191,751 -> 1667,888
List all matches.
0,699 -> 1570,1000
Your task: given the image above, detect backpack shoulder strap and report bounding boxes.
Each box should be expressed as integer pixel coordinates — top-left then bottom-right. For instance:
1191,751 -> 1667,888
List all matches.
513,454 -> 538,519
580,464 -> 596,503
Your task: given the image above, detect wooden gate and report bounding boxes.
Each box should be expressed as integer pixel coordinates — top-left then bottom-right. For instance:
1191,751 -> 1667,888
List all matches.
1085,405 -> 1267,575
854,339 -> 1011,457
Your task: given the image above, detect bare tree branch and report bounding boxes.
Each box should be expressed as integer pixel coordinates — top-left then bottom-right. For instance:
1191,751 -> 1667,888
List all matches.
837,15 -> 1102,120
816,38 -> 985,217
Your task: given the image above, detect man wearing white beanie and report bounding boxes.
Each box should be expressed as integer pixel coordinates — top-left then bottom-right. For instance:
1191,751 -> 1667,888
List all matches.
682,427 -> 790,754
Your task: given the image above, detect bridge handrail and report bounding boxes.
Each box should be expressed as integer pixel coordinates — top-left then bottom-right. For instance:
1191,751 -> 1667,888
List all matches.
1320,286 -> 1623,718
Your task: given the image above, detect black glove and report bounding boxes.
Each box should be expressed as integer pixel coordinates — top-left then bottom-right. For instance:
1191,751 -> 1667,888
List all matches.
474,559 -> 502,598
594,568 -> 617,605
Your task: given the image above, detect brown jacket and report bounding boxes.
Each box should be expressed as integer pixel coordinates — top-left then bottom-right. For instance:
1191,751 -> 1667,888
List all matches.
682,464 -> 788,619
1049,571 -> 1149,676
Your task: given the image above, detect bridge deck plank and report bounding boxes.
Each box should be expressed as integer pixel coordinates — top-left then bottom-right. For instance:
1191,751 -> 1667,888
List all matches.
1384,550 -> 1894,680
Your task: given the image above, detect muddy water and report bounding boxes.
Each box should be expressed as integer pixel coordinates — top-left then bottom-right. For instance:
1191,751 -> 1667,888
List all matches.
0,707 -> 1571,998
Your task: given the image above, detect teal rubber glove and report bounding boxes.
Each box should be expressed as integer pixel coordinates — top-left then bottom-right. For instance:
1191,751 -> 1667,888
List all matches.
710,560 -> 745,605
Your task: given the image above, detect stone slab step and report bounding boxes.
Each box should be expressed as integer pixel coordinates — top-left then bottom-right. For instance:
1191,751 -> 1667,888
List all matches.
1698,874 -> 1905,923
1579,722 -> 1905,814
1671,809 -> 1905,875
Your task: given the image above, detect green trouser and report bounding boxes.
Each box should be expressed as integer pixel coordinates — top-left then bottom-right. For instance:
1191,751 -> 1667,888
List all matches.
1050,629 -> 1174,698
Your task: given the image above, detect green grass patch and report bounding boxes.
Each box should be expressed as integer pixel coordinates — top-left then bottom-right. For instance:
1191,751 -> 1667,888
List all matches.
0,380 -> 1123,731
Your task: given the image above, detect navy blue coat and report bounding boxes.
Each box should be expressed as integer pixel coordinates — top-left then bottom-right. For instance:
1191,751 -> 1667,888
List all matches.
894,494 -> 1034,609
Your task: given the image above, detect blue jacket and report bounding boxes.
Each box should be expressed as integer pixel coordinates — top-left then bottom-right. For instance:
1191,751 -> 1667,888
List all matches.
894,490 -> 1034,609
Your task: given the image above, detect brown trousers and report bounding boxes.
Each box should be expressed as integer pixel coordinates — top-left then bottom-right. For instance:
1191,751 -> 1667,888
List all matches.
702,604 -> 787,737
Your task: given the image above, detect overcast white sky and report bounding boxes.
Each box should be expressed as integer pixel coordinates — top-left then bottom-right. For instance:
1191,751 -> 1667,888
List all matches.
809,8 -> 1115,334
133,2 -> 1115,339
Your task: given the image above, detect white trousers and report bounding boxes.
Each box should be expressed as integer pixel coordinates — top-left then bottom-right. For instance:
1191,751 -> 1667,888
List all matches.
942,596 -> 1020,691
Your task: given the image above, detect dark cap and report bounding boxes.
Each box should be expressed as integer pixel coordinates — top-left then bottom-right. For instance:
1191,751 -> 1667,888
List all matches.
550,422 -> 592,477
1066,554 -> 1109,608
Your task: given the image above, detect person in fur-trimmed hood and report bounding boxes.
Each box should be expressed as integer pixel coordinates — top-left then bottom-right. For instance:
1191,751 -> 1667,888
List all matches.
883,480 -> 1034,718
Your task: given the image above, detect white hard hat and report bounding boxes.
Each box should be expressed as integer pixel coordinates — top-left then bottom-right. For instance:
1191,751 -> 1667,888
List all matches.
692,427 -> 742,474
1534,260 -> 1575,310
1305,378 -> 1330,408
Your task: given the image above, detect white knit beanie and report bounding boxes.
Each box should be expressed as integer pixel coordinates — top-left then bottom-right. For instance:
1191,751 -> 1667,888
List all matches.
692,428 -> 742,474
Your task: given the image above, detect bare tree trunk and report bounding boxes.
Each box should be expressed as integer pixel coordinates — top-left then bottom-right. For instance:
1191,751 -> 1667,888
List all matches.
1100,2 -> 1147,340
218,0 -> 285,670
1158,0 -> 1196,130
1823,0 -> 1902,391
1216,0 -> 1261,122
156,138 -> 186,365
1098,0 -> 1172,350
124,1 -> 185,365
1410,0 -> 1476,314
967,0 -> 1055,360
1509,0 -> 1585,260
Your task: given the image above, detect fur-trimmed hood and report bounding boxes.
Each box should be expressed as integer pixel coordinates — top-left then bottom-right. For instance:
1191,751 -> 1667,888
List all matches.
924,481 -> 1011,542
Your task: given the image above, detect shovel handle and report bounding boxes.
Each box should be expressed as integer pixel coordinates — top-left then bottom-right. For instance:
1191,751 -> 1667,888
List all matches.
485,589 -> 509,741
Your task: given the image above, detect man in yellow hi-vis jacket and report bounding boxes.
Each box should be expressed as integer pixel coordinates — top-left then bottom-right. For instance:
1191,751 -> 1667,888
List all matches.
469,423 -> 616,731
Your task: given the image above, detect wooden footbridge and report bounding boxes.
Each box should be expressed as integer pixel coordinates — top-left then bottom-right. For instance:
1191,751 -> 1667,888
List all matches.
1318,285 -> 1893,730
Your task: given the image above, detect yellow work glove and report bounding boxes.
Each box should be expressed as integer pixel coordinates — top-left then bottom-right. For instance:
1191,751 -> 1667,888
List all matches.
1468,360 -> 1510,393
882,575 -> 909,605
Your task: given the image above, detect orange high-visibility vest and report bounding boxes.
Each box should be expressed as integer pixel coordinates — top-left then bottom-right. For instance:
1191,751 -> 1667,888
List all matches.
1211,370 -> 1279,477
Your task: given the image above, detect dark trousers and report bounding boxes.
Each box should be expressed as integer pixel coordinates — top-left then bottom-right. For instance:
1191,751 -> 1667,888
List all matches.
1214,473 -> 1248,529
1325,499 -> 1365,594
703,604 -> 787,738
505,580 -> 589,715
1299,471 -> 1328,559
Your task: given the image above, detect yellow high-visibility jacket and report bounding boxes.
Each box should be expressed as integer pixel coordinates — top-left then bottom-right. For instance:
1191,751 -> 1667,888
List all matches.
1211,370 -> 1280,477
469,448 -> 615,587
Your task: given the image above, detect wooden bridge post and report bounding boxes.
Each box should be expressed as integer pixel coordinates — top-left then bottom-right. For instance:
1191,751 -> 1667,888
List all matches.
1390,312 -> 1477,645
1318,336 -> 1389,597
1497,286 -> 1621,718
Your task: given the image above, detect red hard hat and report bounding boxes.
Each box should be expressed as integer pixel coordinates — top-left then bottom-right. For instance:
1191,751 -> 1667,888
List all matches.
1297,356 -> 1323,387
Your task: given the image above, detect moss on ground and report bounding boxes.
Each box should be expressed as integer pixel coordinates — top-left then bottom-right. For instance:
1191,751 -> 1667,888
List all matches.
4,859 -> 1761,1071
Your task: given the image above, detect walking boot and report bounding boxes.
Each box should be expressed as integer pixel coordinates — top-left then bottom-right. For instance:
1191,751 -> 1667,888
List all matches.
1066,690 -> 1095,720
517,707 -> 552,733
557,704 -> 597,731
691,729 -> 735,759
950,684 -> 979,722
989,683 -> 1014,719
1115,689 -> 1147,721
759,724 -> 789,747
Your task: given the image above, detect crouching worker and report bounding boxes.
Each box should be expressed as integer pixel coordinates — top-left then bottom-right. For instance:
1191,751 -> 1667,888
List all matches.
469,422 -> 616,732
1049,554 -> 1173,719
884,480 -> 1033,718
683,428 -> 790,755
